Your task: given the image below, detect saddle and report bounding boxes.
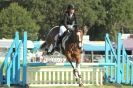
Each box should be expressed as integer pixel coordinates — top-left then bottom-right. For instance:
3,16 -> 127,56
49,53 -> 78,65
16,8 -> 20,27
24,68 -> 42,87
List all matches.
56,30 -> 71,53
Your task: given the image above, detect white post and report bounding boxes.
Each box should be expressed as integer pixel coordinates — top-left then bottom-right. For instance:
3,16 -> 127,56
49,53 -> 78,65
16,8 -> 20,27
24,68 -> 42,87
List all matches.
35,72 -> 38,82
62,71 -> 64,84
83,72 -> 86,83
70,71 -> 73,84
100,69 -> 103,85
44,71 -> 46,84
96,68 -> 99,86
49,71 -> 51,84
40,72 -> 42,82
53,71 -> 55,84
87,71 -> 90,84
57,71 -> 60,84
66,71 -> 69,84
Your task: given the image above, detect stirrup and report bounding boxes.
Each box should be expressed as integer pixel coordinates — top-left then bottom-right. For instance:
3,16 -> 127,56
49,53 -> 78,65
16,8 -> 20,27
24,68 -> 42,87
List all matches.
54,45 -> 60,51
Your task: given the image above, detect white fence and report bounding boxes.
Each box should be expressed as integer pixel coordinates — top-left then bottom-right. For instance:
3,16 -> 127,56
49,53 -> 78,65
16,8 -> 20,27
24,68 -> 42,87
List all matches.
23,67 -> 104,87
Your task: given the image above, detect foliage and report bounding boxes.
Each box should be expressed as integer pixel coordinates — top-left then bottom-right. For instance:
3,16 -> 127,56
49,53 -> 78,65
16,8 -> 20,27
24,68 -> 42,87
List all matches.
0,2 -> 39,40
0,0 -> 133,40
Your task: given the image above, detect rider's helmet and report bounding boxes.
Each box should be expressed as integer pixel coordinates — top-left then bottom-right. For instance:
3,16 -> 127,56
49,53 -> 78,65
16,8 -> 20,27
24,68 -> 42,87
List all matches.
67,4 -> 75,10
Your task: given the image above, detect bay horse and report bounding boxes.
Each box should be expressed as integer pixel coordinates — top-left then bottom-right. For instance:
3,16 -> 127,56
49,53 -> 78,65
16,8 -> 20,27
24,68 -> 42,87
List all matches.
41,25 -> 86,86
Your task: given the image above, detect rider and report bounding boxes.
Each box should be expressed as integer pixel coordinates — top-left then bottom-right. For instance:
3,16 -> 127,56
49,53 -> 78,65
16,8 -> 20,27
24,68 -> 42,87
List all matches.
54,4 -> 77,50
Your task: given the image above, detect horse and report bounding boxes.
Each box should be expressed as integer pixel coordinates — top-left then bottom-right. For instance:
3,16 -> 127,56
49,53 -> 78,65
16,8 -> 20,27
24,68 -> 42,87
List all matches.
41,25 -> 86,87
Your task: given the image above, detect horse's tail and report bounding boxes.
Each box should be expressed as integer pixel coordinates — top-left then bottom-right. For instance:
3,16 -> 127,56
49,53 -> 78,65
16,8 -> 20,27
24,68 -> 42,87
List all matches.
40,41 -> 47,49
40,41 -> 55,55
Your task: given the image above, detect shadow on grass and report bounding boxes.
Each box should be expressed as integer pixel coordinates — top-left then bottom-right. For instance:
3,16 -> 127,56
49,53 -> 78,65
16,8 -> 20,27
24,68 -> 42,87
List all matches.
103,83 -> 132,88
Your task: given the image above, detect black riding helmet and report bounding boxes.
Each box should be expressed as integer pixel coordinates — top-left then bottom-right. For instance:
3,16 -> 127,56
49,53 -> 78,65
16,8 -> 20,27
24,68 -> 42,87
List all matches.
67,4 -> 75,10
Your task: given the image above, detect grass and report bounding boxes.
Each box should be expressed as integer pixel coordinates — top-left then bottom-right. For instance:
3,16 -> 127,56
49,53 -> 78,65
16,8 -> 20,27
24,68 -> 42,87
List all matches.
7,83 -> 132,88
27,83 -> 133,88
0,83 -> 131,88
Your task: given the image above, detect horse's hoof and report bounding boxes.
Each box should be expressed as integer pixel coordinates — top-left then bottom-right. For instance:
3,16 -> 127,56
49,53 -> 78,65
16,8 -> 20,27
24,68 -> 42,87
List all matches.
79,83 -> 83,87
47,52 -> 51,55
47,51 -> 54,55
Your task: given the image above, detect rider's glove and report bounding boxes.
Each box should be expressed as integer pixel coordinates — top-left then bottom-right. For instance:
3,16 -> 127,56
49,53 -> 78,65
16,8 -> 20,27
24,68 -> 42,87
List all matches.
67,25 -> 73,30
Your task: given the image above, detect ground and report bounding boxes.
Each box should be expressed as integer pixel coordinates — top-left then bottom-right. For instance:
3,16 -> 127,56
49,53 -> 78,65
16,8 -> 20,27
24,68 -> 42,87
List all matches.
1,83 -> 132,88
30,83 -> 132,88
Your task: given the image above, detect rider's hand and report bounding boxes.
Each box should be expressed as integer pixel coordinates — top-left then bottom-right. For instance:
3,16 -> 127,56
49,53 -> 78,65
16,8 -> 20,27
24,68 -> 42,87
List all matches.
67,29 -> 70,33
70,25 -> 73,29
67,25 -> 73,30
67,28 -> 73,33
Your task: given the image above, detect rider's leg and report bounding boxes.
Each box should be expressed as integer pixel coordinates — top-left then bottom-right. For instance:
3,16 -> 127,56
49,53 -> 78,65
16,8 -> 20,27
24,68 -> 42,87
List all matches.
54,35 -> 62,49
54,26 -> 67,50
59,25 -> 67,36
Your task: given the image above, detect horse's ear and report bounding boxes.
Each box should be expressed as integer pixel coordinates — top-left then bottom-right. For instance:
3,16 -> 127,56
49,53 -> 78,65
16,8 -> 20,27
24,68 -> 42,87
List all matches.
80,25 -> 84,29
81,25 -> 88,35
74,24 -> 79,28
80,26 -> 84,34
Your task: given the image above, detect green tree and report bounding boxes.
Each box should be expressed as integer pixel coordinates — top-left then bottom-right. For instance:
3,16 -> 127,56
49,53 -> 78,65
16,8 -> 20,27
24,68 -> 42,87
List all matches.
0,2 -> 40,40
1,0 -> 133,41
103,0 -> 133,40
22,0 -> 65,40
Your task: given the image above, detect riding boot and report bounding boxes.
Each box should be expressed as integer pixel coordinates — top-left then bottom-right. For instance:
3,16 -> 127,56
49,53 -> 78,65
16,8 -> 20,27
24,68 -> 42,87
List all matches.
54,31 -> 68,51
54,35 -> 62,51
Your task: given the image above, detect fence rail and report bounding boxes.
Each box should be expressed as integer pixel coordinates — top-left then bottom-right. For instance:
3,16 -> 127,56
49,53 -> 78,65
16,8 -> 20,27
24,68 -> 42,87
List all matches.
22,67 -> 103,87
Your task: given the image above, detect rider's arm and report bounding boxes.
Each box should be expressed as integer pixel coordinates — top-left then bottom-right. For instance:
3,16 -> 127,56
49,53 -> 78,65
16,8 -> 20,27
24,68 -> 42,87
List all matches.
73,14 -> 77,28
63,13 -> 69,30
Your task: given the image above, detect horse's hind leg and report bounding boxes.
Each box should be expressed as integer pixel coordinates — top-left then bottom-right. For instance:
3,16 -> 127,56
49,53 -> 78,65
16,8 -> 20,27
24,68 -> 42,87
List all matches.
47,44 -> 54,54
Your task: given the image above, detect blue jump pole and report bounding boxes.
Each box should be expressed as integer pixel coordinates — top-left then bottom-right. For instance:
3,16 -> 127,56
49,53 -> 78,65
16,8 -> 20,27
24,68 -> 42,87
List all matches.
23,32 -> 27,86
117,33 -> 122,84
12,32 -> 19,84
15,31 -> 21,84
131,64 -> 133,85
7,32 -> 19,86
105,34 -> 109,82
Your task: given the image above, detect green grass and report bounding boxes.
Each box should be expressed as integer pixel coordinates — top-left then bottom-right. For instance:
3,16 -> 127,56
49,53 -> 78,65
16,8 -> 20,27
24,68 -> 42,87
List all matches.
28,83 -> 133,88
8,84 -> 132,88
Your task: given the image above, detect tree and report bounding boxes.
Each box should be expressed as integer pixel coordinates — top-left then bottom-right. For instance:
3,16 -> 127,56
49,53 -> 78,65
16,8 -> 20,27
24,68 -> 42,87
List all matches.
0,0 -> 133,40
103,0 -> 133,40
22,0 -> 66,40
0,2 -> 40,40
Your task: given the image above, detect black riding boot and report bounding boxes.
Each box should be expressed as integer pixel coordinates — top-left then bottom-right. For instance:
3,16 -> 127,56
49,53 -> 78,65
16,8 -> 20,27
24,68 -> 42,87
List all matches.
54,35 -> 62,51
54,31 -> 68,52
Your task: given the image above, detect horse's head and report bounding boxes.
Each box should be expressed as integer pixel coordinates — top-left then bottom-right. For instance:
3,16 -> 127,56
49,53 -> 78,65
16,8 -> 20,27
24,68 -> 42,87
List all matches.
74,27 -> 84,48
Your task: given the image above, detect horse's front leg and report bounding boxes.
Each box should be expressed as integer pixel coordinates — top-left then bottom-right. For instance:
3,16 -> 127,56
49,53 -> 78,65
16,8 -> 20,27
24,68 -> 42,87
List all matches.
75,62 -> 83,87
67,57 -> 83,87
71,61 -> 83,87
68,61 -> 79,82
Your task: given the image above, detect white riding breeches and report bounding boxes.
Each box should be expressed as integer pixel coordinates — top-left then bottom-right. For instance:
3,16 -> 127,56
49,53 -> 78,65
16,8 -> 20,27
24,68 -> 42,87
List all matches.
59,26 -> 67,36
59,25 -> 74,36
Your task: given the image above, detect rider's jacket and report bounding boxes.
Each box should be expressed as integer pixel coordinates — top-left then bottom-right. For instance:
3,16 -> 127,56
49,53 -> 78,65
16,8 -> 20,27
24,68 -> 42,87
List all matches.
60,12 -> 77,30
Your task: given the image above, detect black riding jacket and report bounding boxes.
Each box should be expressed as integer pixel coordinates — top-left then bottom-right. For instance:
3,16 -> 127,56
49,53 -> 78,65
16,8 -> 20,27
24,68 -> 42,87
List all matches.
61,12 -> 77,30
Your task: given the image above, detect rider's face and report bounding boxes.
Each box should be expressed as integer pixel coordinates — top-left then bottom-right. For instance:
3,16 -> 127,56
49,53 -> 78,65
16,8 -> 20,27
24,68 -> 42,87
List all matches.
70,9 -> 75,14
